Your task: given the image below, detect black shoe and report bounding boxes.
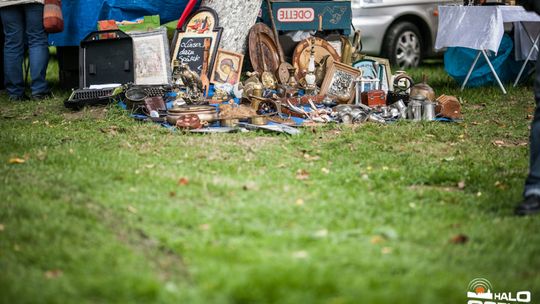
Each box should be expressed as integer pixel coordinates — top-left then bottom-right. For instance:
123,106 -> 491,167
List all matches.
515,195 -> 540,216
32,92 -> 53,100
8,94 -> 30,101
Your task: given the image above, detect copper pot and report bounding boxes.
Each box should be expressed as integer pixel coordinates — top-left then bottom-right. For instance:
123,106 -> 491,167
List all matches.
410,75 -> 435,102
167,105 -> 218,124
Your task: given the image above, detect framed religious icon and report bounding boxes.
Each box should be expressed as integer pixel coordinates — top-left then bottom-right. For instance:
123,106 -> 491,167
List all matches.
171,7 -> 223,77
364,56 -> 392,93
131,28 -> 171,85
321,61 -> 362,104
210,49 -> 244,86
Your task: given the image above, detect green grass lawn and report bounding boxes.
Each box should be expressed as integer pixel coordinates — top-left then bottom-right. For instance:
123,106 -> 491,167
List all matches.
0,57 -> 539,304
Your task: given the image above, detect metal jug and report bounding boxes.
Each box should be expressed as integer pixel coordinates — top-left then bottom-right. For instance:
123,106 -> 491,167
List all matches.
422,102 -> 436,121
390,100 -> 407,119
408,95 -> 425,121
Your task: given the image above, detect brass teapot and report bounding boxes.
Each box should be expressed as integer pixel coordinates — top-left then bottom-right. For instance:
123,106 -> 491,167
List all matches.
410,75 -> 435,102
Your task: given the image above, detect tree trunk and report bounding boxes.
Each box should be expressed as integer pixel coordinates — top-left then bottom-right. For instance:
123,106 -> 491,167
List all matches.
201,0 -> 264,55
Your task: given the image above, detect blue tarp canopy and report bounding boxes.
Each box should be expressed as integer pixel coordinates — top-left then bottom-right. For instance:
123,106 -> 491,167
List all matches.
49,0 -> 200,47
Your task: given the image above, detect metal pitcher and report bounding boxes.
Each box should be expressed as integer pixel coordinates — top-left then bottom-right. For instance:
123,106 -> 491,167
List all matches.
408,95 -> 425,121
422,102 -> 436,121
390,100 -> 407,119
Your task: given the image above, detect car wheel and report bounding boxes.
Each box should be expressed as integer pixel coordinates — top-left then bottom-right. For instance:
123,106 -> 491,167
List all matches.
383,22 -> 423,69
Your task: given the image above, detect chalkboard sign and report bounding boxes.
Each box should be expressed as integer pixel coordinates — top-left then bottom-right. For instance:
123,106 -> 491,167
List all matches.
171,7 -> 222,77
172,35 -> 215,75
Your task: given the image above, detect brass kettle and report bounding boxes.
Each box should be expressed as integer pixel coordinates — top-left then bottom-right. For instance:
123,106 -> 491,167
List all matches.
410,75 -> 435,102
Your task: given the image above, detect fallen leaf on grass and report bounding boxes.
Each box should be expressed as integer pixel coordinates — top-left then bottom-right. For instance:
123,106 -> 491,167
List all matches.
450,234 -> 469,244
492,140 -> 528,148
470,104 -> 486,110
0,224 -> 4,231
314,229 -> 328,238
491,119 -> 505,126
381,247 -> 392,254
370,235 -> 385,244
295,198 -> 305,206
321,167 -> 330,174
100,126 -> 123,136
8,158 -> 26,164
303,154 -> 320,161
296,169 -> 310,181
494,181 -> 508,190
292,251 -> 309,259
493,140 -> 506,147
178,177 -> 189,186
169,191 -> 176,197
127,205 -> 138,214
44,269 -> 63,279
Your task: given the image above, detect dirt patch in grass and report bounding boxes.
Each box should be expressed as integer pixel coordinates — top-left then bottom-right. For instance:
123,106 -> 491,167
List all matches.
63,107 -> 108,121
409,184 -> 461,193
85,201 -> 190,282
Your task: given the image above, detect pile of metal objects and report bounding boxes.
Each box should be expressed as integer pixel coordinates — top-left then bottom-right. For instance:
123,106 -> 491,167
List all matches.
64,3 -> 463,135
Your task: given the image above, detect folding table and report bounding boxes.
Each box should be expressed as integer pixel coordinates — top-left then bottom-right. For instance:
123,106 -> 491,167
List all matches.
513,22 -> 540,86
435,5 -> 540,94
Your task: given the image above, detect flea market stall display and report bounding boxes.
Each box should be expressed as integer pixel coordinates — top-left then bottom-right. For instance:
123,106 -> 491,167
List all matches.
64,0 -> 464,135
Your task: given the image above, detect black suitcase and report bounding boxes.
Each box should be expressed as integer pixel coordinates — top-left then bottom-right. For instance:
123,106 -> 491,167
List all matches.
79,30 -> 134,88
65,30 -> 134,109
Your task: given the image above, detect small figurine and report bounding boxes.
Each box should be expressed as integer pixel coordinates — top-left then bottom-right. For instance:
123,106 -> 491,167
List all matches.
261,71 -> 277,90
211,87 -> 230,103
177,62 -> 203,93
286,67 -> 298,88
315,55 -> 330,87
305,38 -> 318,95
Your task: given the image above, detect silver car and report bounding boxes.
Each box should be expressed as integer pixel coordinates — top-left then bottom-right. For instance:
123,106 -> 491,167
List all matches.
351,0 -> 460,68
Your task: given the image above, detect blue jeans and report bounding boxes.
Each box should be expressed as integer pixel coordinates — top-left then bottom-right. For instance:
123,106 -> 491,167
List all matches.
525,59 -> 540,197
0,3 -> 49,97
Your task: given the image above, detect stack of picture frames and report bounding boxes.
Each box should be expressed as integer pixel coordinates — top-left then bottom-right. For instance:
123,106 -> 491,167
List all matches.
318,55 -> 392,104
170,7 -> 244,91
352,56 -> 392,93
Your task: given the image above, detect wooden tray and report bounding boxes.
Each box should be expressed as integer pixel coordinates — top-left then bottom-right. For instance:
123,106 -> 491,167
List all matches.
292,37 -> 340,80
248,23 -> 280,75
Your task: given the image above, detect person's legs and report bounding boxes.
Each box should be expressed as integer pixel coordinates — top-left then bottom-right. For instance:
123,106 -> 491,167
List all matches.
24,3 -> 49,97
0,5 -> 26,98
0,17 -> 5,91
516,58 -> 540,215
524,63 -> 540,197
